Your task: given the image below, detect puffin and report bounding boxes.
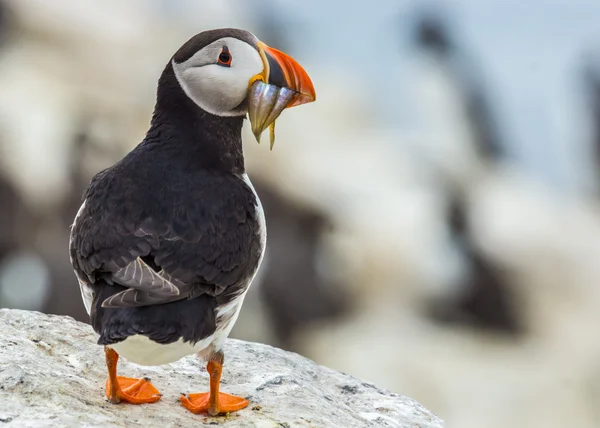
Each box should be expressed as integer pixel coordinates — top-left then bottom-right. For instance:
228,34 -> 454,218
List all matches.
69,28 -> 315,416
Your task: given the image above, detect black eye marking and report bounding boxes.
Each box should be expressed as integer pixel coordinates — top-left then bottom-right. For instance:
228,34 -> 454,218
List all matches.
217,46 -> 232,67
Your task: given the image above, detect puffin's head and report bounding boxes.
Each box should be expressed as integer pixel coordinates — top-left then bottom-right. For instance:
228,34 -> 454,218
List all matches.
171,28 -> 316,147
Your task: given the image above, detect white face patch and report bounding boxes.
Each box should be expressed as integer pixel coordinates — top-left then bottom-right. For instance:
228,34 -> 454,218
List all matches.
172,37 -> 264,117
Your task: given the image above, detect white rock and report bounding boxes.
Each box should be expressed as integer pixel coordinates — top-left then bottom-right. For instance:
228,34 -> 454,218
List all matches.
0,309 -> 444,428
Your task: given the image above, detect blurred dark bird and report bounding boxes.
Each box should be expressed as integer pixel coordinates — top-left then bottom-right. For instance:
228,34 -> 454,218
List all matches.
0,0 -> 20,264
412,12 -> 521,334
414,11 -> 506,160
41,116 -> 124,322
0,174 -> 21,262
0,159 -> 47,311
62,114 -> 126,229
583,61 -> 600,195
415,12 -> 453,57
69,28 -> 315,416
253,180 -> 349,350
0,0 -> 13,48
429,192 -> 522,334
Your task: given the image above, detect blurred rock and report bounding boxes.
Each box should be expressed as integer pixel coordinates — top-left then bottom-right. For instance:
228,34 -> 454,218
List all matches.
298,294 -> 599,428
0,309 -> 445,428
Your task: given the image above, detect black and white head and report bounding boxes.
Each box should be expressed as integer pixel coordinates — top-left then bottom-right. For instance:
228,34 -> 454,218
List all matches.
170,28 -> 316,147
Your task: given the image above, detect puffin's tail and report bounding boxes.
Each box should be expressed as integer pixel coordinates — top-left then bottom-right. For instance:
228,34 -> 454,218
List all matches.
91,279 -> 217,346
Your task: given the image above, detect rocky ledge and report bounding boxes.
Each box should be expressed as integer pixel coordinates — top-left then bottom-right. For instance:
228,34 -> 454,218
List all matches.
0,309 -> 444,427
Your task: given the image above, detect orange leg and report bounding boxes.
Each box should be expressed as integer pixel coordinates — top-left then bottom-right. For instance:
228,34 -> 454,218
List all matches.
105,347 -> 162,404
180,353 -> 248,416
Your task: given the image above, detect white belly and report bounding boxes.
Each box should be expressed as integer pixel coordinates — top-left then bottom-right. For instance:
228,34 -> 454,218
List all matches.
110,334 -> 213,366
110,290 -> 248,366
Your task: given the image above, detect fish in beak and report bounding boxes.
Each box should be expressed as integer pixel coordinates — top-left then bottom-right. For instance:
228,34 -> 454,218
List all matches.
248,41 -> 316,149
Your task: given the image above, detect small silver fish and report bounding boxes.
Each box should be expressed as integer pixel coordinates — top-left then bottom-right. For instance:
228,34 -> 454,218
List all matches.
247,80 -> 297,150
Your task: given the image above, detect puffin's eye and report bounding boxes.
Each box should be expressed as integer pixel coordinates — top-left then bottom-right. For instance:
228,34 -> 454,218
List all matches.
217,47 -> 232,67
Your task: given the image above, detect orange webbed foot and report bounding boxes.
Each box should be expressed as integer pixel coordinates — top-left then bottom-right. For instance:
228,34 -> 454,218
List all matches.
106,376 -> 162,404
180,391 -> 249,416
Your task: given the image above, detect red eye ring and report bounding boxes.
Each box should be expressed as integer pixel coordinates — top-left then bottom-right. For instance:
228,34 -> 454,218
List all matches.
217,46 -> 232,67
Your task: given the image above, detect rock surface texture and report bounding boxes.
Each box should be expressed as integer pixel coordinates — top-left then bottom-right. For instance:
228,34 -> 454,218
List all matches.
0,309 -> 444,427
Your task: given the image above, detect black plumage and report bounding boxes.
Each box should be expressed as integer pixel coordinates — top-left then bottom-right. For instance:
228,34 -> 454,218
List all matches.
67,27 -> 316,415
70,33 -> 263,348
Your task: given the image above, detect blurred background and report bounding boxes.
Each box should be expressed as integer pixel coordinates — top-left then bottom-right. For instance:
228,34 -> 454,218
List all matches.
0,0 -> 599,426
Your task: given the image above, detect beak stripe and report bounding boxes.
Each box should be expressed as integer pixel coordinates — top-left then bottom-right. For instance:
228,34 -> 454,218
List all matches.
265,53 -> 289,89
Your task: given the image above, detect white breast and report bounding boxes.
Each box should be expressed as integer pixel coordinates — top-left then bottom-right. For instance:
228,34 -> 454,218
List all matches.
239,172 -> 267,256
69,200 -> 94,315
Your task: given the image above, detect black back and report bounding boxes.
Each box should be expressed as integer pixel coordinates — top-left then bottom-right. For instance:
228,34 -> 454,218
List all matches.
70,52 -> 263,346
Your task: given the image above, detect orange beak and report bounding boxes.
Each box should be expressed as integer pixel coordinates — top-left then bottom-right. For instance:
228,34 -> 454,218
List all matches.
259,42 -> 316,107
247,42 -> 316,148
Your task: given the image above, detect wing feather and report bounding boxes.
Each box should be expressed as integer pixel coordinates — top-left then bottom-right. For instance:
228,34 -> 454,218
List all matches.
100,257 -> 183,308
70,167 -> 262,309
